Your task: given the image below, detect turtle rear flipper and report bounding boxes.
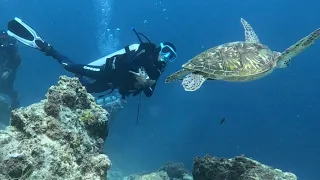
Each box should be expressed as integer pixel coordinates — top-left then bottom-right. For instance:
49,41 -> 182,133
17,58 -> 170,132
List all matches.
276,28 -> 320,68
182,73 -> 207,91
240,18 -> 260,43
165,69 -> 190,83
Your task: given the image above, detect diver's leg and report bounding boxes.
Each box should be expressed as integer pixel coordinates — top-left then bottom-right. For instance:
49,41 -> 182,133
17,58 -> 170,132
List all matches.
59,59 -> 106,79
36,40 -> 107,79
6,17 -> 108,80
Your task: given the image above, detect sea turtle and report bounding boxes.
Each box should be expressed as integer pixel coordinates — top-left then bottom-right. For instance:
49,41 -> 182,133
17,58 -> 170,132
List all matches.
165,18 -> 320,91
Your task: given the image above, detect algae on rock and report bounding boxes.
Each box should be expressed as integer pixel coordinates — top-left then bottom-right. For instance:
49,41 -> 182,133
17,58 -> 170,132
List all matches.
0,76 -> 111,180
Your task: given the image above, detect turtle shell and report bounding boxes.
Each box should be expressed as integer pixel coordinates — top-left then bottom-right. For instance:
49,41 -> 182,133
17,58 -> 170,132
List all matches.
182,42 -> 275,82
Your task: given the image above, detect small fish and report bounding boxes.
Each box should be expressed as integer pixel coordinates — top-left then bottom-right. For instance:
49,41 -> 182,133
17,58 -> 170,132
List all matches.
220,118 -> 226,125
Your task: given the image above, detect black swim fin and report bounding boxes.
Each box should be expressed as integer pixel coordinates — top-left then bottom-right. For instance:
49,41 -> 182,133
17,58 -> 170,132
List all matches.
7,17 -> 44,50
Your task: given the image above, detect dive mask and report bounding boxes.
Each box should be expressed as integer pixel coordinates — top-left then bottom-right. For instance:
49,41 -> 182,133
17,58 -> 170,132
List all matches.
159,43 -> 177,62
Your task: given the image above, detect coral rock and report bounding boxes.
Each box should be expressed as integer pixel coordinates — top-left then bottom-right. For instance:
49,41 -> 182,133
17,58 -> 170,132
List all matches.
124,171 -> 170,180
0,76 -> 110,180
124,162 -> 193,180
192,155 -> 297,180
159,162 -> 190,179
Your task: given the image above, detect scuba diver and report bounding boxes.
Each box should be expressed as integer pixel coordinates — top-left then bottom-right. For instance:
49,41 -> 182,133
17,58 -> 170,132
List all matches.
6,17 -> 177,100
0,30 -> 20,110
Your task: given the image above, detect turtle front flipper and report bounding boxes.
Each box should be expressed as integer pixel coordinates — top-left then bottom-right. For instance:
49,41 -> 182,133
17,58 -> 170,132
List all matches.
165,69 -> 190,83
181,73 -> 207,91
276,28 -> 320,68
240,18 -> 260,43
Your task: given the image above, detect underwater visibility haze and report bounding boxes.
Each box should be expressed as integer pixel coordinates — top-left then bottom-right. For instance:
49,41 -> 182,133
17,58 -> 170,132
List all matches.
0,0 -> 320,179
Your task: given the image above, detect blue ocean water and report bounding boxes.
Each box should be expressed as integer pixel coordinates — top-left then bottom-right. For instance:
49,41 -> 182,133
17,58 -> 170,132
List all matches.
0,0 -> 319,179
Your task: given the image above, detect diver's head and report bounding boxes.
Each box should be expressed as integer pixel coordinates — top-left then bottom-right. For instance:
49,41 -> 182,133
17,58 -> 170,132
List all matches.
158,42 -> 177,63
0,30 -> 18,53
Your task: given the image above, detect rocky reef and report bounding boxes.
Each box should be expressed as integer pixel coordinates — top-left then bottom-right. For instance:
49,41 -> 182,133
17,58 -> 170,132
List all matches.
121,155 -> 297,180
0,76 -> 111,180
107,167 -> 125,180
193,155 -> 297,180
0,76 -> 298,180
123,162 -> 193,180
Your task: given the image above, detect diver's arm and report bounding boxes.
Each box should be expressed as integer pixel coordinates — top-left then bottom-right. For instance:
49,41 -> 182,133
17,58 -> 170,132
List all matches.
142,61 -> 166,97
125,42 -> 158,74
143,84 -> 156,97
6,54 -> 21,70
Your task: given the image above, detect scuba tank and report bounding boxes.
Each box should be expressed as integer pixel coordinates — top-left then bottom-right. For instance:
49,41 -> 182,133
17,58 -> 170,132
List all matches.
96,92 -> 124,111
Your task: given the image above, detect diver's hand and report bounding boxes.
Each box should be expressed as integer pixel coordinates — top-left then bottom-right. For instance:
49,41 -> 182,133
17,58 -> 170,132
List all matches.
133,80 -> 155,89
1,71 -> 10,79
129,68 -> 156,88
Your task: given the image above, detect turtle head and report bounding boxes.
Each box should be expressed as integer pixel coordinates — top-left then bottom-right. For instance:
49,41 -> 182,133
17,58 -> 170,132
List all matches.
273,51 -> 291,68
272,51 -> 281,59
272,51 -> 289,68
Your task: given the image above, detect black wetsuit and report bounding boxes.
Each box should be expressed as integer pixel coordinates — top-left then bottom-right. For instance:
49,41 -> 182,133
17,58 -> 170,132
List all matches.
40,41 -> 166,99
0,32 -> 21,109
